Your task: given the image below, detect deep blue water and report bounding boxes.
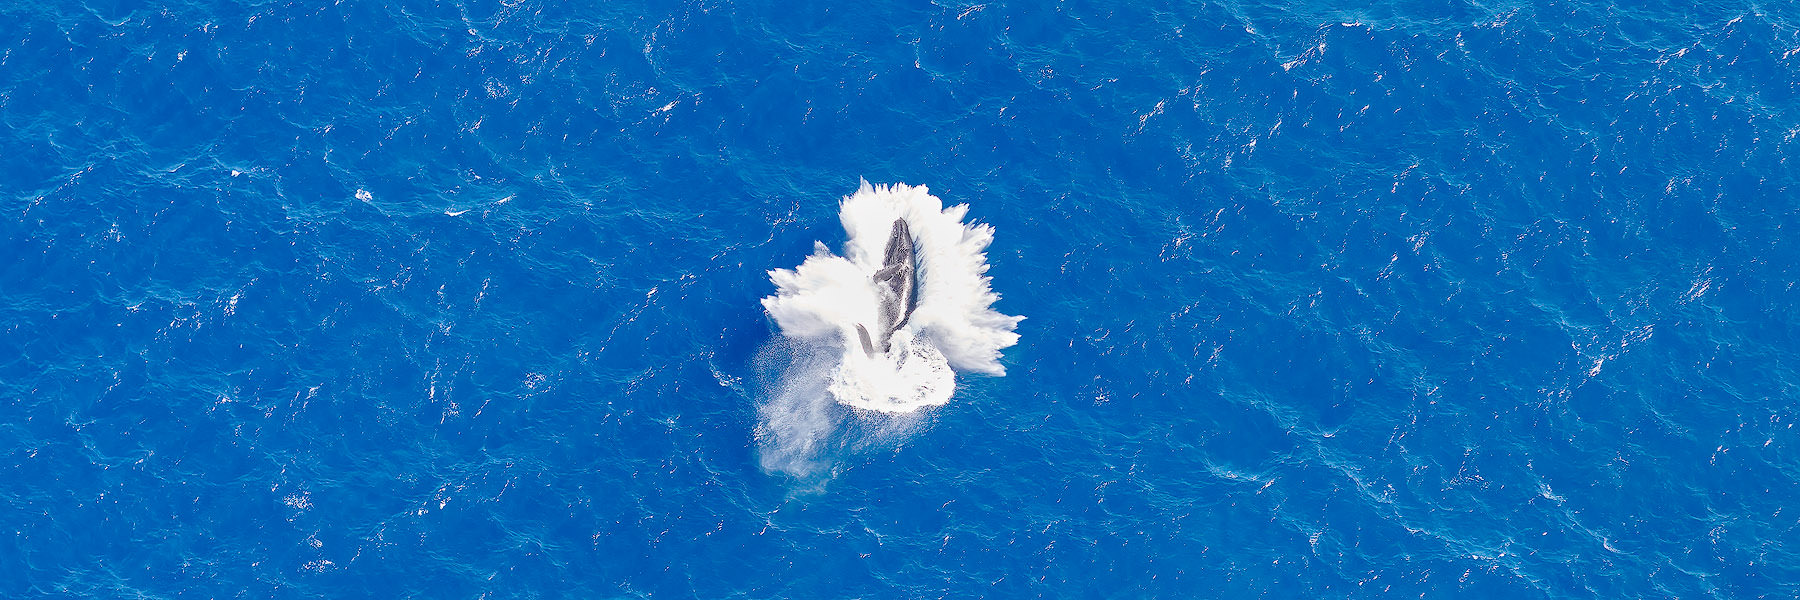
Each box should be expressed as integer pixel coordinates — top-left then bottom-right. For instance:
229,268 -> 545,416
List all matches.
5,0 -> 1800,597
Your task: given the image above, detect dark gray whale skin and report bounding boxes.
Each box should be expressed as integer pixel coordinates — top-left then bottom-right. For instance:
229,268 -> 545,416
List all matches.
856,218 -> 917,355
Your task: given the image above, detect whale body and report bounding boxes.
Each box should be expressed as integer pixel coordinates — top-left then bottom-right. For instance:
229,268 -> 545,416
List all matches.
854,218 -> 916,355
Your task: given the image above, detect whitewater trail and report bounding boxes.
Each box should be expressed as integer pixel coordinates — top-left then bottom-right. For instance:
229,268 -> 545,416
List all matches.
755,182 -> 1022,477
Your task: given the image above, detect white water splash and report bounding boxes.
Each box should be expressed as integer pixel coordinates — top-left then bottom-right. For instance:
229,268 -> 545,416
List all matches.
762,181 -> 1022,411
755,182 -> 1021,477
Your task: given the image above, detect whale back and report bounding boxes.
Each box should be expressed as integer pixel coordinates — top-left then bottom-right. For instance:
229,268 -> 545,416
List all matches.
870,218 -> 916,353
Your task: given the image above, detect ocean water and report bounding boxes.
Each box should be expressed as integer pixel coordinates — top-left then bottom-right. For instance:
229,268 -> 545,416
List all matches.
4,0 -> 1799,597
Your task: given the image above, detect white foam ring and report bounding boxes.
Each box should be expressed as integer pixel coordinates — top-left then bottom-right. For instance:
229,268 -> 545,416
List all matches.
761,181 -> 1023,414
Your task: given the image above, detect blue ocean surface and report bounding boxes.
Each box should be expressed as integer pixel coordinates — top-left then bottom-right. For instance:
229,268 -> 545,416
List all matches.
5,0 -> 1799,597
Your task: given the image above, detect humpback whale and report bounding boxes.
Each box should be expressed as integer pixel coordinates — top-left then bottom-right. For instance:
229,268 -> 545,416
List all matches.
855,218 -> 917,355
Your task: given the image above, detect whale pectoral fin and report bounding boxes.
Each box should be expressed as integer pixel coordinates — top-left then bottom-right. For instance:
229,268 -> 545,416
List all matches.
873,264 -> 905,283
855,324 -> 876,355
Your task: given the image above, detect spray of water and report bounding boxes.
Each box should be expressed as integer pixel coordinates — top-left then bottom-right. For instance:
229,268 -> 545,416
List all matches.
754,182 -> 1022,477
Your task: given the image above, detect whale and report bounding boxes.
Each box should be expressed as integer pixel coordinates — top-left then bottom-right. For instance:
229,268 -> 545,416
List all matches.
854,218 -> 917,355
